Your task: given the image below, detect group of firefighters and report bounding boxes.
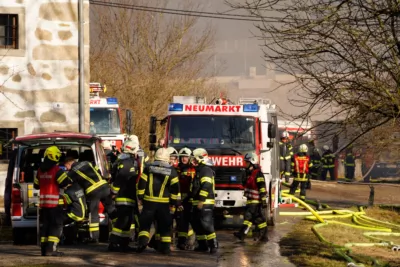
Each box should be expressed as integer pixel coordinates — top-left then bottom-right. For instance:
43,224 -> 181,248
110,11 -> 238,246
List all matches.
279,131 -> 356,200
33,134 -> 271,257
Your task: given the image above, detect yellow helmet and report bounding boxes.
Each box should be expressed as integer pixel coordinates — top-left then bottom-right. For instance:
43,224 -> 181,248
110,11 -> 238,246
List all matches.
44,146 -> 62,162
192,148 -> 208,164
155,148 -> 170,162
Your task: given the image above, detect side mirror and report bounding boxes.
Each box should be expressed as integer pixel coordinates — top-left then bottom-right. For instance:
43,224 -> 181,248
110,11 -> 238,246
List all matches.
149,134 -> 157,144
150,116 -> 157,134
268,123 -> 276,139
125,109 -> 133,135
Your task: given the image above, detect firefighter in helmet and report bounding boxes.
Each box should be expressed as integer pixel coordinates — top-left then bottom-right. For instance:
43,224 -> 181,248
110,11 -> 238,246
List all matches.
233,152 -> 268,242
279,131 -> 293,183
321,145 -> 335,181
176,147 -> 196,250
34,146 -> 72,256
344,144 -> 355,180
190,148 -> 218,254
289,144 -> 313,199
167,146 -> 179,168
108,140 -> 140,252
136,148 -> 181,254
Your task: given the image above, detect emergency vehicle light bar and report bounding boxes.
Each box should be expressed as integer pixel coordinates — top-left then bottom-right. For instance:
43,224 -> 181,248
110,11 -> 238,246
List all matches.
243,104 -> 259,112
106,97 -> 118,104
169,103 -> 183,111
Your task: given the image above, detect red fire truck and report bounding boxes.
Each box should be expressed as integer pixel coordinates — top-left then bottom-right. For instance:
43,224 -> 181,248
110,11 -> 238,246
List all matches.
149,96 -> 280,225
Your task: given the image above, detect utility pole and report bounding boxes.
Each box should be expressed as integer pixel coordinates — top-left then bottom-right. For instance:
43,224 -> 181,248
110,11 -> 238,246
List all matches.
78,0 -> 85,132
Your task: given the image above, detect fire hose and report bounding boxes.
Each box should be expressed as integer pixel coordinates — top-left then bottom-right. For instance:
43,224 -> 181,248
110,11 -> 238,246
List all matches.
279,184 -> 400,267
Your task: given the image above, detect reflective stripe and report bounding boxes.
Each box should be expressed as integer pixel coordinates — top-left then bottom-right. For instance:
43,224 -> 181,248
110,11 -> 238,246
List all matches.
85,179 -> 107,194
138,189 -> 145,195
141,173 -> 148,181
63,194 -> 72,205
115,197 -> 136,206
57,172 -> 68,184
246,200 -> 260,204
144,196 -> 169,203
201,177 -> 212,183
199,190 -> 208,197
161,236 -> 171,243
192,199 -> 215,205
170,177 -> 179,185
111,184 -> 120,194
111,227 -> 131,237
258,222 -> 267,229
139,231 -> 150,238
178,232 -> 188,237
170,193 -> 181,200
206,233 -> 216,240
196,235 -> 206,241
159,175 -> 169,198
48,236 -> 60,243
243,220 -> 252,226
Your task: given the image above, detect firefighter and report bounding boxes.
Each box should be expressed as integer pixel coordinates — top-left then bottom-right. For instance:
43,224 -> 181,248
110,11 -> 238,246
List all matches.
190,148 -> 218,254
279,131 -> 293,183
308,147 -> 322,189
233,152 -> 268,242
65,157 -> 117,243
321,145 -> 335,181
289,144 -> 313,200
108,140 -> 139,252
176,147 -> 196,250
167,146 -> 179,167
344,145 -> 356,180
34,146 -> 72,256
61,182 -> 86,224
102,140 -> 118,165
136,148 -> 181,255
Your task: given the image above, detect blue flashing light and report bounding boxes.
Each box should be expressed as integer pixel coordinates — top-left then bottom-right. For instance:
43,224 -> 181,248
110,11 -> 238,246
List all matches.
169,103 -> 183,112
230,176 -> 237,182
243,104 -> 259,112
90,108 -> 94,111
106,97 -> 118,104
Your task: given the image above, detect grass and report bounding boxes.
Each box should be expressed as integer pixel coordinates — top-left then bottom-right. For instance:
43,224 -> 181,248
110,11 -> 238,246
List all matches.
280,206 -> 400,267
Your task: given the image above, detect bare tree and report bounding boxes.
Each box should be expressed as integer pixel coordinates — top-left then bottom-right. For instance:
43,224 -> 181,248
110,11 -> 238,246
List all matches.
90,0 -> 220,149
228,0 -> 400,150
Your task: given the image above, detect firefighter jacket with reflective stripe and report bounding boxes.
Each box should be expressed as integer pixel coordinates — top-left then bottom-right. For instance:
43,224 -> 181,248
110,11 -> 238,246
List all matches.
279,141 -> 293,176
138,161 -> 180,205
111,155 -> 139,206
190,164 -> 215,206
344,152 -> 355,167
62,182 -> 86,222
310,152 -> 322,167
244,168 -> 266,204
291,153 -> 313,181
322,151 -> 335,168
177,163 -> 195,198
137,150 -> 150,183
35,164 -> 71,208
67,161 -> 108,196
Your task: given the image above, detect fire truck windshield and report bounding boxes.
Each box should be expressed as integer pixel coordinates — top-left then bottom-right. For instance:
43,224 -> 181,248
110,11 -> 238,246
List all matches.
168,115 -> 255,152
89,107 -> 121,134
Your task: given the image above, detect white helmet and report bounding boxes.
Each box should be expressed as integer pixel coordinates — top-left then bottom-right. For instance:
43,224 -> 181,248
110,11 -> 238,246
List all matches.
205,157 -> 214,166
281,131 -> 289,138
179,147 -> 192,157
167,147 -> 179,157
244,152 -> 258,165
299,144 -> 308,153
127,135 -> 139,144
323,145 -> 330,151
102,140 -> 112,150
154,148 -> 170,162
123,140 -> 139,154
192,148 -> 208,164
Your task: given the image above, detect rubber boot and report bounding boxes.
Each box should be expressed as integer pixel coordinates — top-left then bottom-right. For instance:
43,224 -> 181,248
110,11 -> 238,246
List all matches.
40,242 -> 47,256
194,240 -> 208,252
258,227 -> 268,242
147,235 -> 158,251
157,242 -> 171,255
48,242 -> 64,256
207,238 -> 218,254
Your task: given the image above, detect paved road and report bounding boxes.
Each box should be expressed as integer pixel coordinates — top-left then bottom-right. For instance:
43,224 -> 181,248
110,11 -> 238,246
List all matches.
0,215 -> 297,267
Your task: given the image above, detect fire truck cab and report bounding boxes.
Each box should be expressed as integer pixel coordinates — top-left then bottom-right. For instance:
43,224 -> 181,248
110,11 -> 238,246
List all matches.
89,82 -> 133,150
149,96 -> 280,226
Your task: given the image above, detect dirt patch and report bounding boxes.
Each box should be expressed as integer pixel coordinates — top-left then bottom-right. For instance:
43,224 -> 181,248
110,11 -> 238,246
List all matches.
0,196 -> 4,208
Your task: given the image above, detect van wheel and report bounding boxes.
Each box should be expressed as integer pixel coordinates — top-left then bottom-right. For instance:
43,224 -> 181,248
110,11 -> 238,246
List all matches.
13,228 -> 26,245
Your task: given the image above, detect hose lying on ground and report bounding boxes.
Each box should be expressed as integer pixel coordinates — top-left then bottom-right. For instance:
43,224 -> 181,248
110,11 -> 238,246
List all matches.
279,185 -> 400,267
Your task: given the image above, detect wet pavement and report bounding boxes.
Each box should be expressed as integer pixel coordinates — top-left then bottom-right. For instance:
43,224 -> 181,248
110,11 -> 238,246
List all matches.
0,214 -> 298,267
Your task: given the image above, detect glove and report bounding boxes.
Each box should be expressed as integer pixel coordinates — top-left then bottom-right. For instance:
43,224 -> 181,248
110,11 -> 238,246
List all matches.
177,205 -> 184,212
261,198 -> 268,208
197,201 -> 204,210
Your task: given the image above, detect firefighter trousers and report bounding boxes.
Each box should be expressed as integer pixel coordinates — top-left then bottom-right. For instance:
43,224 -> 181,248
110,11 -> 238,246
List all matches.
86,186 -> 117,240
289,180 -> 307,199
346,166 -> 355,180
191,204 -> 218,251
130,201 -> 140,240
40,206 -> 64,255
238,204 -> 267,240
321,167 -> 335,181
176,200 -> 193,247
137,201 -> 172,254
109,205 -> 134,247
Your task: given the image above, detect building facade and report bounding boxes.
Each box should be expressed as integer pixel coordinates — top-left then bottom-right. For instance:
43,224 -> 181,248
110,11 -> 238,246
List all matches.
0,0 -> 90,159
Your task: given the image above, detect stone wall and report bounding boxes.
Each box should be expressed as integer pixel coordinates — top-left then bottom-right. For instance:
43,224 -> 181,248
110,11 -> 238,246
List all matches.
0,0 -> 90,135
